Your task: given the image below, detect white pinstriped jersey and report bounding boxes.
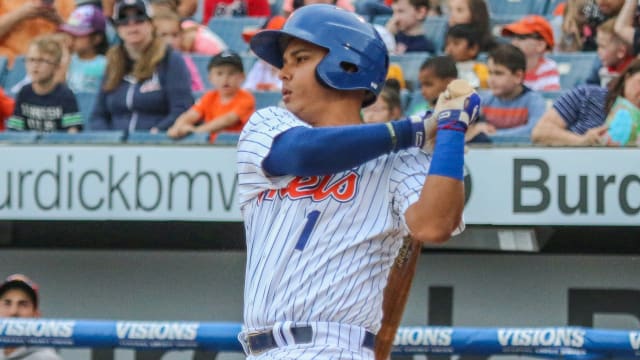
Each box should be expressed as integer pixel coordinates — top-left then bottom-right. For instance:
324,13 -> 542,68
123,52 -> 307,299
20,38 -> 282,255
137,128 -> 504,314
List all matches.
237,107 -> 434,334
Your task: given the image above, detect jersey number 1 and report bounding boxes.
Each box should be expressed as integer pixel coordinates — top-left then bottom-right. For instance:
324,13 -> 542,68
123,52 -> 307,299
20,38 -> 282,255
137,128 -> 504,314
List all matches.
294,210 -> 320,251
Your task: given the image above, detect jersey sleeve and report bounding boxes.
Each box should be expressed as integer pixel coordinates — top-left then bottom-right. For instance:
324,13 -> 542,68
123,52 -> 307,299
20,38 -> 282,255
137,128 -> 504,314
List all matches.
236,107 -> 310,206
389,149 -> 465,237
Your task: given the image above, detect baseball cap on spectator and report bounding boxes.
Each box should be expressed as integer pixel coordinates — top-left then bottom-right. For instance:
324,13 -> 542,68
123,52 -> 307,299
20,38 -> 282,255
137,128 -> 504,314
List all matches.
0,274 -> 39,308
242,16 -> 286,43
60,5 -> 106,36
113,0 -> 153,22
208,50 -> 244,72
501,15 -> 555,50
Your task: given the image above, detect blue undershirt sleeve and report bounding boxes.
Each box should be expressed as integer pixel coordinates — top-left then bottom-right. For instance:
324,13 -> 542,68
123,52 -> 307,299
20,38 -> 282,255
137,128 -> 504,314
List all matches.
262,119 -> 416,177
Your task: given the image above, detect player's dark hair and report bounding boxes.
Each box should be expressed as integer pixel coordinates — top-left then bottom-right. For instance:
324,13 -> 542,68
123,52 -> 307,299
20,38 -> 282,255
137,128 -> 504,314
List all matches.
447,23 -> 483,50
420,55 -> 458,79
488,43 -> 526,73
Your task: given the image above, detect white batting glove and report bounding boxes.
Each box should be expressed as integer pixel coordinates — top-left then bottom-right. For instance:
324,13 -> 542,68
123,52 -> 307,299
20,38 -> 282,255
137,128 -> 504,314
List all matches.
409,79 -> 480,151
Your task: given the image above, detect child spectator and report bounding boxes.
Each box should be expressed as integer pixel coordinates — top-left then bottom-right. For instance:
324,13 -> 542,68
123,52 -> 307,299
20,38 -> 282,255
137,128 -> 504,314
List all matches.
241,16 -> 286,91
168,51 -> 255,142
417,55 -> 458,112
502,15 -> 561,91
362,80 -> 404,123
444,23 -> 489,89
446,0 -> 494,51
386,0 -> 434,54
153,9 -> 205,92
587,17 -> 634,87
8,35 -> 82,133
467,43 -> 546,143
59,4 -> 108,94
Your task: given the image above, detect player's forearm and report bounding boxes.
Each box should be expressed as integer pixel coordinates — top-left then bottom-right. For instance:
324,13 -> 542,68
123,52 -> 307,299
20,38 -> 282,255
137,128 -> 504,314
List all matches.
263,119 -> 422,176
405,177 -> 464,244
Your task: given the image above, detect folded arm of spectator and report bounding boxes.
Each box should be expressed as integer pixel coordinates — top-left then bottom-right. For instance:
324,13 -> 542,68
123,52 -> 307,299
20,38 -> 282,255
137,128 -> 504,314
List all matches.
614,0 -> 637,47
0,3 -> 46,39
178,0 -> 198,19
532,108 -> 607,146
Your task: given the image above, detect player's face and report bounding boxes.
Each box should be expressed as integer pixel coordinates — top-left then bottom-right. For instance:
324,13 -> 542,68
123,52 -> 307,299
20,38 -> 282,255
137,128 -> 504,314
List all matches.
487,58 -> 522,99
279,38 -> 340,124
447,0 -> 472,26
208,65 -> 245,98
419,68 -> 451,105
623,71 -> 640,109
25,46 -> 58,85
0,289 -> 38,318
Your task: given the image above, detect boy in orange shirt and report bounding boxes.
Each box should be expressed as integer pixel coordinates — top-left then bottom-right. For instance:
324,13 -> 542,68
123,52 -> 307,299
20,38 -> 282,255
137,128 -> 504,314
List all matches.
168,51 -> 256,143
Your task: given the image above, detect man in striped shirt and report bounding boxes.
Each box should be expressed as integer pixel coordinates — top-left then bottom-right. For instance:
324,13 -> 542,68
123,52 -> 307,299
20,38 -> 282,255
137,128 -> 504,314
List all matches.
502,15 -> 561,91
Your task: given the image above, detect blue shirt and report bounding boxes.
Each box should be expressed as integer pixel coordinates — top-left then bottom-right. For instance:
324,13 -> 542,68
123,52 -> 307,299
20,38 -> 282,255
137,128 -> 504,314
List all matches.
67,54 -> 107,94
553,85 -> 607,134
480,87 -> 546,139
91,46 -> 193,132
395,32 -> 434,53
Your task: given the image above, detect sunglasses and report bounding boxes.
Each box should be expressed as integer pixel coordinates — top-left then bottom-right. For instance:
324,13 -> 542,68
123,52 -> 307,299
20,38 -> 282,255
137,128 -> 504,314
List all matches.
114,14 -> 148,26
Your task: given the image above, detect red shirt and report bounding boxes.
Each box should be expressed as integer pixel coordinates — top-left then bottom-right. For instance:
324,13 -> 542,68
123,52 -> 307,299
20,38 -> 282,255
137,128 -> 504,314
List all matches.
203,0 -> 270,25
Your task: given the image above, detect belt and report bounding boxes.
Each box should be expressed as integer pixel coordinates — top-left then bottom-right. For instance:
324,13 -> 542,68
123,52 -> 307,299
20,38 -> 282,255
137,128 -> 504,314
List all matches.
246,325 -> 375,355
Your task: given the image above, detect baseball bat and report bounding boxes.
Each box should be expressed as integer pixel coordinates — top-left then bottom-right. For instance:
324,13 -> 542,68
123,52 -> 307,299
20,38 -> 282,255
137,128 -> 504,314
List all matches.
375,236 -> 422,360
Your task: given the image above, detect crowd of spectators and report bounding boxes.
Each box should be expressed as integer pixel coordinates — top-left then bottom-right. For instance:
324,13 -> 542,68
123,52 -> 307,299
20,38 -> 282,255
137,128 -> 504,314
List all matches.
0,0 -> 639,146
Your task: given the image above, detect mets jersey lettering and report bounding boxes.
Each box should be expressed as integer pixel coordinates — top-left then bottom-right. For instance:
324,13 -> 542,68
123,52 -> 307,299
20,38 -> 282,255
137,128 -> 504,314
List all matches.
237,107 -> 432,333
259,172 -> 359,203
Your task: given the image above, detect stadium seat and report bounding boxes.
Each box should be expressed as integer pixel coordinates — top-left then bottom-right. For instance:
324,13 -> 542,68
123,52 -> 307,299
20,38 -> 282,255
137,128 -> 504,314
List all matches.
215,131 -> 240,145
75,92 -> 98,129
486,0 -> 548,16
389,52 -> 431,91
424,16 -> 448,54
0,131 -> 39,144
540,90 -> 565,109
208,17 -> 267,54
0,56 -> 7,85
2,56 -> 27,96
127,131 -> 210,145
38,131 -> 124,144
253,91 -> 282,110
548,52 -> 598,89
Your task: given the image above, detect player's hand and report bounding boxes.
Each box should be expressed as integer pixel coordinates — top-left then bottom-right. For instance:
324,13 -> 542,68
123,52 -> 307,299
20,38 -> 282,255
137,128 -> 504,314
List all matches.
432,79 -> 481,127
411,79 -> 481,151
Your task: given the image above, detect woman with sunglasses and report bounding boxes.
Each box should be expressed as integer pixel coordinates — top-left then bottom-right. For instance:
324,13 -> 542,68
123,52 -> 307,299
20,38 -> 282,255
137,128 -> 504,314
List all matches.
91,0 -> 193,133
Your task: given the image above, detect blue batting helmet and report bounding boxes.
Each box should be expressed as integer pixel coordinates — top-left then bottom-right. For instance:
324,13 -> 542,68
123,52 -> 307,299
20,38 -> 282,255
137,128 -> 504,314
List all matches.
250,4 -> 389,106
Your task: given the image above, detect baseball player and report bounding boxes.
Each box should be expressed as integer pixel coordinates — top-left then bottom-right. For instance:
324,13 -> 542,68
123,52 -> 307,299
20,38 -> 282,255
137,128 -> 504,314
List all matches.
236,4 -> 479,359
